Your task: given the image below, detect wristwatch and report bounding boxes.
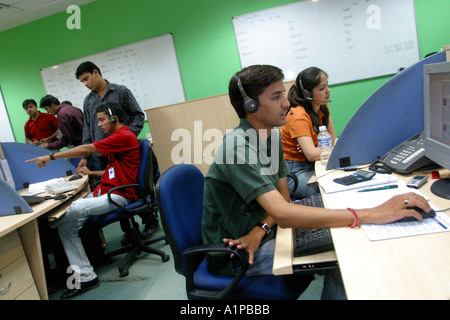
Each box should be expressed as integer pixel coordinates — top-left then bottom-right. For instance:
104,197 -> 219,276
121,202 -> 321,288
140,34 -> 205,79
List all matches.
49,152 -> 56,160
257,222 -> 272,235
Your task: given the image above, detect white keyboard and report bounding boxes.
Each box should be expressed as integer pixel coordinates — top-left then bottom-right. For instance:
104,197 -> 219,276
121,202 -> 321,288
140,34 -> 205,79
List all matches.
45,181 -> 77,195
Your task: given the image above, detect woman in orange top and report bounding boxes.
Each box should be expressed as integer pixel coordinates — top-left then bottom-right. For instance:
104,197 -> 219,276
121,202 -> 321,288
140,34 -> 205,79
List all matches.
281,67 -> 336,199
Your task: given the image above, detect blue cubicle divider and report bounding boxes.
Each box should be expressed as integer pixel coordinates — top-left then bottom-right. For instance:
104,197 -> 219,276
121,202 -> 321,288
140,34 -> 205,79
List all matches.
2,142 -> 76,191
326,51 -> 446,170
0,179 -> 33,216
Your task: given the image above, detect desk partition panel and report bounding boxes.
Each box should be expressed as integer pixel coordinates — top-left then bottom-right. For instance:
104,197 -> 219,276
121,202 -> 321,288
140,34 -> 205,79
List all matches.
0,179 -> 32,216
327,51 -> 446,169
2,142 -> 76,190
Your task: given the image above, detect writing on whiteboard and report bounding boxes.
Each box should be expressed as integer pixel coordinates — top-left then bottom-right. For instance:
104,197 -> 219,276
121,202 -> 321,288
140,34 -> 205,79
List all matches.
233,0 -> 419,84
41,34 -> 185,114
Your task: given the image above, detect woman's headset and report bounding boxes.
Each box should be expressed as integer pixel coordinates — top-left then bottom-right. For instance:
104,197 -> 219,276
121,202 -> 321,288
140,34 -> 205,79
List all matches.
297,71 -> 314,101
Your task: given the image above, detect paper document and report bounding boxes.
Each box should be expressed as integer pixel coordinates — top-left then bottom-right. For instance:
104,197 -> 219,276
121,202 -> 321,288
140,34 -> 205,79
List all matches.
318,172 -> 398,194
361,212 -> 449,241
26,177 -> 64,195
324,180 -> 450,241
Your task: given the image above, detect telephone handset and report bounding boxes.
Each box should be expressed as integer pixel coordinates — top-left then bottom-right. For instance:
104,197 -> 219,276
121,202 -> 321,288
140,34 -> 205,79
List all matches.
378,133 -> 433,174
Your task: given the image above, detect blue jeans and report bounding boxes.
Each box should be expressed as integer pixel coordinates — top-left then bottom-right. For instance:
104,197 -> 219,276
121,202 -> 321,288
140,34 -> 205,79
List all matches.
54,193 -> 130,282
285,160 -> 319,199
245,239 -> 277,276
241,239 -> 346,300
320,268 -> 347,300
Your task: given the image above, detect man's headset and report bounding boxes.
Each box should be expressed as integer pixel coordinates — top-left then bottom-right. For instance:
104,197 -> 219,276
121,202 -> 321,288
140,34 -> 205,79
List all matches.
237,77 -> 259,113
107,107 -> 116,123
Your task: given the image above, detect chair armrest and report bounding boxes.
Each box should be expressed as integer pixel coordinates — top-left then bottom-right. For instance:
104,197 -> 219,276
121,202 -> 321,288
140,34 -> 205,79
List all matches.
183,243 -> 249,300
106,184 -> 139,211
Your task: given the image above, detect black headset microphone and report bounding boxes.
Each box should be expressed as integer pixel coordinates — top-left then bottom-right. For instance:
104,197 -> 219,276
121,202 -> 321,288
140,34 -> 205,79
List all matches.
101,107 -> 117,126
290,97 -> 333,115
309,98 -> 332,103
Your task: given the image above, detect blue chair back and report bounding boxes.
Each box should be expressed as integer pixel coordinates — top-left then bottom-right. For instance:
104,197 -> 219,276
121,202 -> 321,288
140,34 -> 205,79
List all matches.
156,164 -> 204,275
136,139 -> 151,191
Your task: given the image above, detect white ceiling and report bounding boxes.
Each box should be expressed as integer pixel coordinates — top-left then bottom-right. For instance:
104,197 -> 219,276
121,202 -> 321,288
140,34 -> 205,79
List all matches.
0,0 -> 95,32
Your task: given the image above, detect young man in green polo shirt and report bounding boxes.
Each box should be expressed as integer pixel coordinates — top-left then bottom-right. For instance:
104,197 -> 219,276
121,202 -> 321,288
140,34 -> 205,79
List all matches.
201,65 -> 431,299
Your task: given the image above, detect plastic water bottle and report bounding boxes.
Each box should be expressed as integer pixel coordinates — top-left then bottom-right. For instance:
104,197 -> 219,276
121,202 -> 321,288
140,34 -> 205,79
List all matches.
317,126 -> 332,165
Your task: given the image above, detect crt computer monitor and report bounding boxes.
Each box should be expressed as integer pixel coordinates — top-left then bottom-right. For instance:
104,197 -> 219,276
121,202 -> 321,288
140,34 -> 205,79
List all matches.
423,61 -> 450,200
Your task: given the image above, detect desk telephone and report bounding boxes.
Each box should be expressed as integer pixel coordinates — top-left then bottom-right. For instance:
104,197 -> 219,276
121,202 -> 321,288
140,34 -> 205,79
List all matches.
379,133 -> 432,174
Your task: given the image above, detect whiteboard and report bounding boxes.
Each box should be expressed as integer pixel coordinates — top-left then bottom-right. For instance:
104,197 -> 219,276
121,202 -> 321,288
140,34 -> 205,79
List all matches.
233,0 -> 419,84
0,87 -> 15,142
41,34 -> 185,112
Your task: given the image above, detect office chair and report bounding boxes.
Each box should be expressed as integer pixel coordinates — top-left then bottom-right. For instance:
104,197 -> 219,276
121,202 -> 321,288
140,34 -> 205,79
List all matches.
89,139 -> 169,277
156,164 -> 312,300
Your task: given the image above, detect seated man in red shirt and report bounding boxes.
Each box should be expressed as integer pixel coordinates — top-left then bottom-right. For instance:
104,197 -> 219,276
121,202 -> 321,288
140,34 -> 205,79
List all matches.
26,102 -> 140,299
23,99 -> 58,146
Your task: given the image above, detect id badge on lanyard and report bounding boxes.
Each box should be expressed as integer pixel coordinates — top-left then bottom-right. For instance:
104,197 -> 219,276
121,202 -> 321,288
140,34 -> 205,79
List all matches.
109,167 -> 116,179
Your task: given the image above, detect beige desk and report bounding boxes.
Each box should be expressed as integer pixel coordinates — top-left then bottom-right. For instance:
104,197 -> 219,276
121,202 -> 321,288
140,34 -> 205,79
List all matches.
0,175 -> 89,300
273,164 -> 450,299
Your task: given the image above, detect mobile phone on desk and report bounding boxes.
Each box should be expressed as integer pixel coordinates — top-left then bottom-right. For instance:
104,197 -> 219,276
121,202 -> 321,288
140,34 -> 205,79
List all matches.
406,175 -> 427,189
333,170 -> 376,186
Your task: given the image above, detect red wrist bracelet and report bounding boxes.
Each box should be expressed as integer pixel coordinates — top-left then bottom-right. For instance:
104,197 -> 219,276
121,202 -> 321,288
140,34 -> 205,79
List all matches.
347,208 -> 360,228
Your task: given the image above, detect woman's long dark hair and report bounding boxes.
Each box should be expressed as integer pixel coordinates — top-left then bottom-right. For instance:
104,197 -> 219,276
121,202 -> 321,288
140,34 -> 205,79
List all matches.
288,67 -> 330,134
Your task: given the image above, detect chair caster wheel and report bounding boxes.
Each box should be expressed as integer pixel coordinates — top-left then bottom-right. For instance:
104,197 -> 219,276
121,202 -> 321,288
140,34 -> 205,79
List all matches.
119,270 -> 129,277
162,254 -> 170,262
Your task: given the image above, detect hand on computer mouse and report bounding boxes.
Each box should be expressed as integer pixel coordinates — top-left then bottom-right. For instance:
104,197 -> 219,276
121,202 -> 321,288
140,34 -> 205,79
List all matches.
394,207 -> 436,223
69,174 -> 83,181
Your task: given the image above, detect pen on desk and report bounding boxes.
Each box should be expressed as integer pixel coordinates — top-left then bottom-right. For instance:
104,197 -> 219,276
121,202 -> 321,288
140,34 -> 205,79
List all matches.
357,184 -> 398,192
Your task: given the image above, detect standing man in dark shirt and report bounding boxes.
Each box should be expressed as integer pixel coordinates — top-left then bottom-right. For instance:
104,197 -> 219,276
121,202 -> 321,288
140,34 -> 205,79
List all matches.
39,94 -> 84,167
75,61 -> 145,171
74,61 -> 158,239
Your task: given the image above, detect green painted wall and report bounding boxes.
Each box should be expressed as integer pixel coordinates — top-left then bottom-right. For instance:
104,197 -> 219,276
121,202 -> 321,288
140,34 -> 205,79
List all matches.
0,0 -> 448,143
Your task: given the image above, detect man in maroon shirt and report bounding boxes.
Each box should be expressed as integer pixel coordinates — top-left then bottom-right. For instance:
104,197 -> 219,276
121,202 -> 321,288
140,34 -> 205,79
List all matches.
39,95 -> 84,166
39,95 -> 84,150
23,99 -> 58,145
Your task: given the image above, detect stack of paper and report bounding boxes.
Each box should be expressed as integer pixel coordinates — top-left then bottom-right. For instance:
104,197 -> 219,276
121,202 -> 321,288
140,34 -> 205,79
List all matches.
318,172 -> 398,194
323,179 -> 416,209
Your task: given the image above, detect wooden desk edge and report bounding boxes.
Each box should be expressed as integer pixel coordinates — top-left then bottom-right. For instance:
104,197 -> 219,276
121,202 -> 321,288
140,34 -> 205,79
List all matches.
2,175 -> 90,300
273,226 -> 338,275
15,175 -> 89,222
273,226 -> 293,275
46,183 -> 90,221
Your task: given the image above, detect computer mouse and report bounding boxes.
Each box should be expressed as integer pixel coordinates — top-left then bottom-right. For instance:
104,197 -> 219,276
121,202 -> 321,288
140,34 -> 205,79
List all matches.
69,174 -> 83,181
394,206 -> 436,223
